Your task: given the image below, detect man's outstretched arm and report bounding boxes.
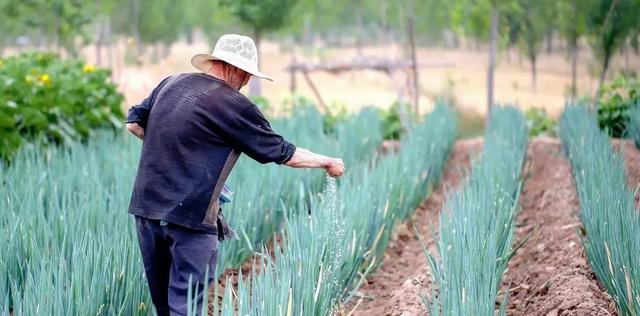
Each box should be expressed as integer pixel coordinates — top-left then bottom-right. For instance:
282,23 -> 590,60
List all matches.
285,147 -> 345,178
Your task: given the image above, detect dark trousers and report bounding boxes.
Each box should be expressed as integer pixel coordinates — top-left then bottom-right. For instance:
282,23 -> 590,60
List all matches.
135,216 -> 218,316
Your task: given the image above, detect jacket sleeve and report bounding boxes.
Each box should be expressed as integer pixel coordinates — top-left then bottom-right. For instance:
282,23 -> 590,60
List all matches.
215,95 -> 296,164
125,76 -> 171,128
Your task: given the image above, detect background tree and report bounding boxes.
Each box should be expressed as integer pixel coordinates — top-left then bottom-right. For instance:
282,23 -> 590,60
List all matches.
449,0 -> 517,122
221,0 -> 301,96
0,0 -> 93,56
511,0 -> 555,91
557,0 -> 588,100
585,0 -> 639,95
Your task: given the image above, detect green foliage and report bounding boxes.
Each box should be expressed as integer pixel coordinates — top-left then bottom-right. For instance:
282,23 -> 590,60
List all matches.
628,102 -> 640,149
525,107 -> 556,137
211,104 -> 457,315
379,101 -> 410,140
425,106 -> 528,316
0,0 -> 94,55
585,0 -> 639,83
0,52 -> 123,161
556,0 -> 588,47
321,102 -> 349,135
507,0 -> 556,87
560,105 -> 640,316
597,74 -> 640,137
221,0 -> 300,37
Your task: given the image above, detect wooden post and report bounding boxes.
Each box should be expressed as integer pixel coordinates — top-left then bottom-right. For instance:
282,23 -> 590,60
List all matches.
290,50 -> 297,94
302,71 -> 330,114
487,6 -> 499,124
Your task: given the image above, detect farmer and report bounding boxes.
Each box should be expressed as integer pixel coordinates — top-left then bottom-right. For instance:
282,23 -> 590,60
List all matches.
125,34 -> 345,315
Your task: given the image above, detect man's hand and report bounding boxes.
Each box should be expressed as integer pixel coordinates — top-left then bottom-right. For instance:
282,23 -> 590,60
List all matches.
126,122 -> 145,140
324,158 -> 345,178
285,147 -> 346,178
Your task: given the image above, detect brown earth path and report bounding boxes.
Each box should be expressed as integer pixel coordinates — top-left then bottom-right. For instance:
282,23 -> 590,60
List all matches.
350,139 -> 483,316
501,138 -> 616,316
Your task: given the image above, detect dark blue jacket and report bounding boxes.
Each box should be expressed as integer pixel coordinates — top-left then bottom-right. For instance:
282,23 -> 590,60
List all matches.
126,73 -> 296,234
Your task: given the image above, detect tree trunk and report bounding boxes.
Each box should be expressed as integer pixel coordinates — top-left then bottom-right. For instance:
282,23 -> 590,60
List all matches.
355,3 -> 364,56
487,6 -> 499,123
290,50 -> 297,94
546,30 -> 553,54
106,17 -> 113,71
131,0 -> 143,59
408,6 -> 419,113
95,18 -> 103,66
249,30 -> 262,96
570,42 -> 578,101
186,29 -> 194,45
596,55 -> 611,98
303,16 -> 312,45
530,54 -> 537,92
569,0 -> 578,101
625,43 -> 630,69
380,0 -> 388,45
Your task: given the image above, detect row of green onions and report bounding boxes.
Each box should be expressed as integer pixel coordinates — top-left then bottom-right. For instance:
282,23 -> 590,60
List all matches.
424,106 -> 528,315
0,105 -> 381,315
205,104 -> 458,315
560,105 -> 640,315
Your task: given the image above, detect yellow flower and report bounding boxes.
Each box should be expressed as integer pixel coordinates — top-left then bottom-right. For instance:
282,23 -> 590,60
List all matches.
83,64 -> 95,73
38,73 -> 50,84
25,75 -> 34,84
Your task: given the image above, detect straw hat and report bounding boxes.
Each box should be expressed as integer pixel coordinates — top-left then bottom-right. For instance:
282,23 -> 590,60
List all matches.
191,34 -> 273,81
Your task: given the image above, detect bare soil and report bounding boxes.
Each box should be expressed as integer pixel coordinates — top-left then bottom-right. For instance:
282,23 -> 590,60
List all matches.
502,138 -> 616,316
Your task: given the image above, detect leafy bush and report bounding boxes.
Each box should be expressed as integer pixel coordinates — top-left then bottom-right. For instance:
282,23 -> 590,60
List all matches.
379,101 -> 411,140
0,52 -> 124,160
628,102 -> 640,149
597,74 -> 640,137
525,107 -> 556,137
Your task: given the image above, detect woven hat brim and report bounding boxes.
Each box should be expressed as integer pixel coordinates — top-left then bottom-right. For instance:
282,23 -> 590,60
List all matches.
190,53 -> 273,81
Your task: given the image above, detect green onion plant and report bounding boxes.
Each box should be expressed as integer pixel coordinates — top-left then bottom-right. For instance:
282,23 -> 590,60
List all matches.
424,106 -> 528,316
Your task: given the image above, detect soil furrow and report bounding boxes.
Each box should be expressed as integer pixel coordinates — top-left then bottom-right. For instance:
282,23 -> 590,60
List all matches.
350,139 -> 482,315
502,138 -> 617,316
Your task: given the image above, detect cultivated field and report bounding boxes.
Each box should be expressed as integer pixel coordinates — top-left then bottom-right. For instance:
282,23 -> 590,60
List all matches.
2,98 -> 639,315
